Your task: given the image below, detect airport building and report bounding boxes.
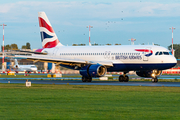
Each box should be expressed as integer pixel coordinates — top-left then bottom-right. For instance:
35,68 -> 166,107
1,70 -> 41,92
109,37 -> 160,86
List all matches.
0,51 -> 55,71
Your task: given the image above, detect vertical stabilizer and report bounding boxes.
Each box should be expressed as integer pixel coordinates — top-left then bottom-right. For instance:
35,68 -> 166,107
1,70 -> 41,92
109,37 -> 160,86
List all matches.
14,59 -> 19,66
38,12 -> 63,48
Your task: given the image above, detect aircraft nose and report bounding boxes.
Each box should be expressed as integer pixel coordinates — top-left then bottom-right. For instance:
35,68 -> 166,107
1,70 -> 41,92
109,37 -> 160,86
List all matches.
170,56 -> 177,68
172,56 -> 177,64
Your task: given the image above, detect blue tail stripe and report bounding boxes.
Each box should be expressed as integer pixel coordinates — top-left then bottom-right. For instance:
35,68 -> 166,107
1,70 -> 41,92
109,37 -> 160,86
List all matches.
40,32 -> 53,42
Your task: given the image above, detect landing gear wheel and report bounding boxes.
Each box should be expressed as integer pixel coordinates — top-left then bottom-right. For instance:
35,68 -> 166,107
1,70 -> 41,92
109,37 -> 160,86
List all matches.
82,77 -> 87,82
87,77 -> 92,82
119,75 -> 124,82
152,77 -> 158,83
154,78 -> 158,83
124,75 -> 129,82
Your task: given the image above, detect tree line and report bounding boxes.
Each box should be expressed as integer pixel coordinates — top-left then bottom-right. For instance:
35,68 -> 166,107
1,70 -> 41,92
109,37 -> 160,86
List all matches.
1,42 -> 31,51
168,44 -> 180,59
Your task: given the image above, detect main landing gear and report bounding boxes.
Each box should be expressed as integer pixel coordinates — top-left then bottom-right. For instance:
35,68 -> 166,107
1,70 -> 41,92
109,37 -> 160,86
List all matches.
119,72 -> 129,82
152,77 -> 158,83
82,76 -> 92,82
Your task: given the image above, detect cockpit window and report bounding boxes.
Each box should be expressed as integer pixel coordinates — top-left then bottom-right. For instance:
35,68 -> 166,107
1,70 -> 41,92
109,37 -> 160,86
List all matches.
155,51 -> 171,56
155,52 -> 159,55
163,52 -> 169,55
159,52 -> 163,55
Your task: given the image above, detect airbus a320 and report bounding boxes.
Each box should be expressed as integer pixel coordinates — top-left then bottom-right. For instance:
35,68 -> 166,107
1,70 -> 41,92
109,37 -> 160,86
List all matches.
16,12 -> 177,83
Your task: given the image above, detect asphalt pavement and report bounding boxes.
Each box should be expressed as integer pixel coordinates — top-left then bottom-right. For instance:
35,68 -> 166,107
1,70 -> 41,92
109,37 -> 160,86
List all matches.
1,79 -> 180,87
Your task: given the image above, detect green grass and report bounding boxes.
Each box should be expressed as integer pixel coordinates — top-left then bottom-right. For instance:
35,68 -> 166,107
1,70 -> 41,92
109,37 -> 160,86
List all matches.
0,84 -> 180,119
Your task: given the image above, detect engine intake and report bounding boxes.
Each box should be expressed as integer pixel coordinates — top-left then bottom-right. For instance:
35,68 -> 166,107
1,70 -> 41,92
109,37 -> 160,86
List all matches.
80,64 -> 107,78
136,70 -> 162,78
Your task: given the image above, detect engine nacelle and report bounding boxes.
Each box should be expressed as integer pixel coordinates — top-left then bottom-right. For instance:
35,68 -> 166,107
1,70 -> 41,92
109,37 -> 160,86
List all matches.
136,70 -> 162,78
80,64 -> 107,78
14,65 -> 19,69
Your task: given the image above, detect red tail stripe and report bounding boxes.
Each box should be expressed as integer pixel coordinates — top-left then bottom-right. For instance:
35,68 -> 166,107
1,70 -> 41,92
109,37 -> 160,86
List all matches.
135,49 -> 152,53
43,39 -> 60,48
35,48 -> 44,52
39,17 -> 54,33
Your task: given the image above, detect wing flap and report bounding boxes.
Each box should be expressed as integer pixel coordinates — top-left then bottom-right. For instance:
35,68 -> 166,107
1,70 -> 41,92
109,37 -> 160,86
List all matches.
15,55 -> 86,64
15,55 -> 113,67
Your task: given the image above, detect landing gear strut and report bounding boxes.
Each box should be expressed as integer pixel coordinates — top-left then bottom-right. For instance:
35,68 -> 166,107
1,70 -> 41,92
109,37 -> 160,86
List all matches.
82,76 -> 92,82
152,77 -> 158,83
119,72 -> 129,82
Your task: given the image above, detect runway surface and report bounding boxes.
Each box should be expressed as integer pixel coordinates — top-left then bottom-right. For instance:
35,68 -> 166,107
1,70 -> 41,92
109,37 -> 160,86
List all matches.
0,79 -> 180,87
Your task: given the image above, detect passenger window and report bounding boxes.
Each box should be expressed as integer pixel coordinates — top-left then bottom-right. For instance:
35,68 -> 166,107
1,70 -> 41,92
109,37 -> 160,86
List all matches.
159,52 -> 163,55
155,52 -> 159,55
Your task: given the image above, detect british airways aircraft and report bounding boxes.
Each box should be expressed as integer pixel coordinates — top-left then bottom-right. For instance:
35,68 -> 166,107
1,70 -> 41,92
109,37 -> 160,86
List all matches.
16,12 -> 177,83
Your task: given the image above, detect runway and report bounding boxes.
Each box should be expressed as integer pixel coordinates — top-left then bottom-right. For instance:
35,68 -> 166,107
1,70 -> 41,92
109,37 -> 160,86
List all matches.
0,79 -> 180,87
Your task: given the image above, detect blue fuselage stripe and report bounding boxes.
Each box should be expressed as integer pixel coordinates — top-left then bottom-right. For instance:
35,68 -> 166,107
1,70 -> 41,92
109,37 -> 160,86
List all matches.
107,63 -> 176,72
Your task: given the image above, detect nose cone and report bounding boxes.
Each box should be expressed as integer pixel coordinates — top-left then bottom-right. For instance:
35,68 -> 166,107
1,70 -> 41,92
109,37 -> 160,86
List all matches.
170,56 -> 177,67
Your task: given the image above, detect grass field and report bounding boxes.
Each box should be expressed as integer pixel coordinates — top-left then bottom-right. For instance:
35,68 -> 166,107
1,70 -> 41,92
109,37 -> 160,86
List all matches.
0,84 -> 180,119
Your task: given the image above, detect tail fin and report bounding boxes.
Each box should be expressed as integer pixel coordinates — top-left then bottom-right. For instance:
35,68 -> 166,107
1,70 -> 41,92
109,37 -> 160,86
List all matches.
38,12 -> 63,48
14,59 -> 19,66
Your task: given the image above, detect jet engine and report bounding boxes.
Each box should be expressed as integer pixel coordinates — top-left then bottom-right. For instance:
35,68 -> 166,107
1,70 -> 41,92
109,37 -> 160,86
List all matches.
136,70 -> 162,78
15,65 -> 19,69
80,64 -> 107,78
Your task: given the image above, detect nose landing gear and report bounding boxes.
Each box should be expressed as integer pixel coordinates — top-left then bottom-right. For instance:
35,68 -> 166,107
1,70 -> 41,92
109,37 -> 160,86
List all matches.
152,77 -> 158,83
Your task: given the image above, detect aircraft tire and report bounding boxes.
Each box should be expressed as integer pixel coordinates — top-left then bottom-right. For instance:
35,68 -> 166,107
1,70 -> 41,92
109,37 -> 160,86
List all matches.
87,77 -> 92,82
152,78 -> 158,83
124,75 -> 129,82
119,75 -> 124,82
82,77 -> 87,82
154,78 -> 158,83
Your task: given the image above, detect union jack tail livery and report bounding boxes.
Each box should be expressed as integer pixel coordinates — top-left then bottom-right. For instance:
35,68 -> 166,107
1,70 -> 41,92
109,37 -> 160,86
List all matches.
38,12 -> 63,48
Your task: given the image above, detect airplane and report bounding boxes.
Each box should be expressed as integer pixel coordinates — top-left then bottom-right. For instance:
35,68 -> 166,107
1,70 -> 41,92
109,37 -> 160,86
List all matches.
16,12 -> 177,83
13,59 -> 37,73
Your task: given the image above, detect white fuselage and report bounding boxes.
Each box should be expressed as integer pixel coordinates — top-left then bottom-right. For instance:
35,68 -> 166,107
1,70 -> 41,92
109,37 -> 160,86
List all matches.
40,45 -> 177,72
14,65 -> 37,72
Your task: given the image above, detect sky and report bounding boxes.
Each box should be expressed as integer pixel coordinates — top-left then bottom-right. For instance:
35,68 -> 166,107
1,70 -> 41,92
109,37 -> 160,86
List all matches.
0,0 -> 180,49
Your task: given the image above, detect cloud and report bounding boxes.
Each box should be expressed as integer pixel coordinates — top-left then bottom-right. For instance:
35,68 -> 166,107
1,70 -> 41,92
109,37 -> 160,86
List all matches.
0,1 -> 180,22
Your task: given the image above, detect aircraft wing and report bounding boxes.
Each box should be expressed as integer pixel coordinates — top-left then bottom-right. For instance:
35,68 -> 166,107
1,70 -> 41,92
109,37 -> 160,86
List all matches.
13,50 -> 47,55
15,55 -> 113,67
